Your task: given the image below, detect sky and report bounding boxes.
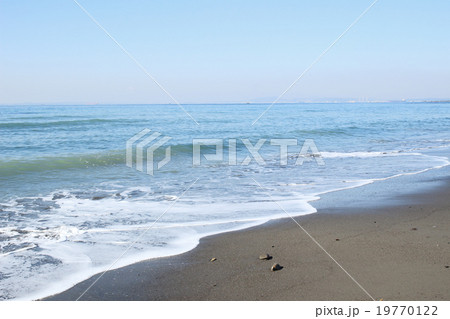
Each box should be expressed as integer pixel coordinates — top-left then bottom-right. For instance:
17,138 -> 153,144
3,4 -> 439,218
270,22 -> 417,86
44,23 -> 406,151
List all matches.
1,0 -> 449,104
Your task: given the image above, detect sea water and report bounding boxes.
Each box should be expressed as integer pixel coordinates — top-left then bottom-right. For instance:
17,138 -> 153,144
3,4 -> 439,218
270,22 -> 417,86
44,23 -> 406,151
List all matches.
0,102 -> 449,300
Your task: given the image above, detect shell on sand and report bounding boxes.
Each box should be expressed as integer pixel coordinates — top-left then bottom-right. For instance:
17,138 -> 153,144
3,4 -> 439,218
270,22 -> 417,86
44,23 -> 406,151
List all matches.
271,263 -> 283,271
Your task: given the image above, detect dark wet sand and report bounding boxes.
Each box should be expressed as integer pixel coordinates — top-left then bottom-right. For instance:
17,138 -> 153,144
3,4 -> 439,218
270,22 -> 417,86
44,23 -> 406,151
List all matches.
45,176 -> 450,301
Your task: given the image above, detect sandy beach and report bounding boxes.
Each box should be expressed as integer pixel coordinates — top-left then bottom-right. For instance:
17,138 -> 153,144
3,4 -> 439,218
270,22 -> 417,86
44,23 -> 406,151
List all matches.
45,168 -> 450,301
3,1 -> 450,310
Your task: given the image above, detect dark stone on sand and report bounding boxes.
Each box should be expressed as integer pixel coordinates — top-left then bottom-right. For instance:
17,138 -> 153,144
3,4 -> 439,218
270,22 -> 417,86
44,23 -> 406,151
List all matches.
411,227 -> 418,231
271,263 -> 283,271
445,265 -> 449,269
259,254 -> 272,260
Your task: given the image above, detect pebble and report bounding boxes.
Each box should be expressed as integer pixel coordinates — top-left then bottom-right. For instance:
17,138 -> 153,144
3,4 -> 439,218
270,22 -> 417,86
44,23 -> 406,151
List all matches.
259,254 -> 272,260
210,258 -> 217,262
271,263 -> 283,271
411,227 -> 418,231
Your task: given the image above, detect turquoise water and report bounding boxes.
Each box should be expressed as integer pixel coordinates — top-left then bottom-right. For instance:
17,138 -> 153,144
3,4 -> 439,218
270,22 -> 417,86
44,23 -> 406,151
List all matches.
0,102 -> 449,299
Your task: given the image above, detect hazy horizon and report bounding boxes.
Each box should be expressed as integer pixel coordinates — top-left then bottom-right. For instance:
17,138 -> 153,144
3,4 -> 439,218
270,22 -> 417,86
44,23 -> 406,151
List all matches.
2,98 -> 450,106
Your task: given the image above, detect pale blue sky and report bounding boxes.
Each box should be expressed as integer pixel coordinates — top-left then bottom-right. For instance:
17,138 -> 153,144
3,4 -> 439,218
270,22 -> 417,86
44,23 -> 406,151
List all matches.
1,0 -> 449,104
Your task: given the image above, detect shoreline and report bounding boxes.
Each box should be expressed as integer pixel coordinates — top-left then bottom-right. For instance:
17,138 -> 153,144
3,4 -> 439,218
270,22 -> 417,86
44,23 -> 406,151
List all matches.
44,165 -> 450,301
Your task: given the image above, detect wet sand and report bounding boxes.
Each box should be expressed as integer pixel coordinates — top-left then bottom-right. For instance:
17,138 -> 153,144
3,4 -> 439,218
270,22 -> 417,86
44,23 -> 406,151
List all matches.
45,174 -> 450,301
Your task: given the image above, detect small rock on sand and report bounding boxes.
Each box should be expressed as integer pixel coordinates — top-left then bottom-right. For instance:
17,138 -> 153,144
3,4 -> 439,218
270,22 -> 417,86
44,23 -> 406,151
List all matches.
259,254 -> 272,260
271,263 -> 283,271
210,258 -> 217,262
411,227 -> 418,231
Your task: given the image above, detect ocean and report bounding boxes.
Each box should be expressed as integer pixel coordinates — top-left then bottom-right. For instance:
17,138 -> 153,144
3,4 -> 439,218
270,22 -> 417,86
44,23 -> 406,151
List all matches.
0,102 -> 449,300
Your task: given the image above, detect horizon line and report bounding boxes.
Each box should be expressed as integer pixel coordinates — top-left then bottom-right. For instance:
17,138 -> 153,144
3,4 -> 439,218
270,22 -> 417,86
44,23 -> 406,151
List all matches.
1,99 -> 450,107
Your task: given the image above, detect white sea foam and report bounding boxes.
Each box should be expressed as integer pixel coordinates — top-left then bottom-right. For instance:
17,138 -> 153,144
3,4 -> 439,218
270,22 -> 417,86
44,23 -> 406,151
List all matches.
0,185 -> 319,300
1,149 -> 449,300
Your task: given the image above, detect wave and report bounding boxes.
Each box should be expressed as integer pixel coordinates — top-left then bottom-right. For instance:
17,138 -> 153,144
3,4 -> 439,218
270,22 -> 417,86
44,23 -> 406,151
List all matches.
0,142 -> 198,176
0,119 -> 127,129
290,126 -> 368,136
0,151 -> 125,177
1,138 -> 280,176
0,146 -> 436,177
319,150 -> 422,158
